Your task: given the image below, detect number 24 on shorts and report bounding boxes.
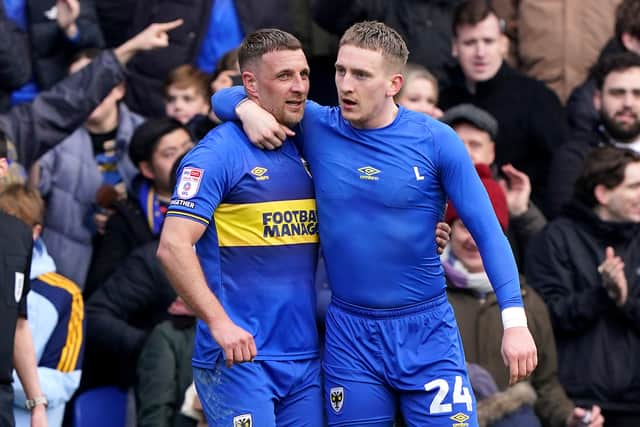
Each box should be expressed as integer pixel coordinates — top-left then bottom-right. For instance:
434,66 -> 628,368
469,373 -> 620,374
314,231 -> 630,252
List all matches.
424,376 -> 473,414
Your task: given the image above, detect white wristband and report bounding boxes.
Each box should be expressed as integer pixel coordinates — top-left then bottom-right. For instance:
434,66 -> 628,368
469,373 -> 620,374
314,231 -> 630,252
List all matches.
501,307 -> 527,329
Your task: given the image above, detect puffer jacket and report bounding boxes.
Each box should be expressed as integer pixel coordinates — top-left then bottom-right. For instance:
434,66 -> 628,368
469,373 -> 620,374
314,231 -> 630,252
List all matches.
37,103 -> 142,287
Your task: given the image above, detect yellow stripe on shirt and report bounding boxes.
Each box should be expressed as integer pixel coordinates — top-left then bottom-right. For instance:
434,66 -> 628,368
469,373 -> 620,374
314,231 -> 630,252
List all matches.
38,273 -> 84,373
214,199 -> 319,247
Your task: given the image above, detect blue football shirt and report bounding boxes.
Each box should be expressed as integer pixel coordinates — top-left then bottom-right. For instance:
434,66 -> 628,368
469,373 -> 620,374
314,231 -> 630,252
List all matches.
166,123 -> 320,367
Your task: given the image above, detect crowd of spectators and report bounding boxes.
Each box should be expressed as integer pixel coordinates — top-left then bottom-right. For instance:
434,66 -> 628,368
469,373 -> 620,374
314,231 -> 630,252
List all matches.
1,0 -> 639,426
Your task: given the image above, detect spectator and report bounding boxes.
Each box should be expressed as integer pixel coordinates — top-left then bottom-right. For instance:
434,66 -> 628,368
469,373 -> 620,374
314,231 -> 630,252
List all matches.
0,185 -> 84,427
82,240 -> 177,390
136,297 -> 196,427
30,48 -> 145,288
440,104 -> 546,266
85,121 -> 193,297
440,0 -> 567,213
444,164 -> 604,427
164,65 -> 211,125
8,0 -> 105,105
394,63 -> 443,119
566,0 -> 640,138
209,48 -> 240,95
312,0 -> 464,88
493,0 -> 620,103
547,53 -> 640,218
0,2 -> 31,112
468,363 -> 540,427
164,65 -> 216,140
1,20 -> 183,173
527,147 -> 640,426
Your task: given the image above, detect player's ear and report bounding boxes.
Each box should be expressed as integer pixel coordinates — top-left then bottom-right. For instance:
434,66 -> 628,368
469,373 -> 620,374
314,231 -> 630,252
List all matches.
387,73 -> 404,98
243,71 -> 258,99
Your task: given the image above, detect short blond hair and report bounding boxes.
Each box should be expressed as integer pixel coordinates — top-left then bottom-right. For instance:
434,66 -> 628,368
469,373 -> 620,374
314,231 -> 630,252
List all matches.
0,183 -> 44,227
339,21 -> 409,71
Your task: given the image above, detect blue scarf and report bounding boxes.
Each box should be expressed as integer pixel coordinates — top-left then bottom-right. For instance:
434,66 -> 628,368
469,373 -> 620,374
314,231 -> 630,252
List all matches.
138,180 -> 166,235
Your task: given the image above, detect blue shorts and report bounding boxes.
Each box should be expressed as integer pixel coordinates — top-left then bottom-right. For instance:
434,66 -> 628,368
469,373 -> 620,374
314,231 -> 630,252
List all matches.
323,293 -> 478,427
194,357 -> 322,427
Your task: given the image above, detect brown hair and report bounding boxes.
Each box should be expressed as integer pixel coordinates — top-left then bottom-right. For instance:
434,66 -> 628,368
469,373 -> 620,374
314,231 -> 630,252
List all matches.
339,21 -> 409,71
395,63 -> 439,102
164,64 -> 211,100
615,0 -> 640,40
0,183 -> 45,227
574,147 -> 640,207
238,29 -> 303,72
452,0 -> 502,36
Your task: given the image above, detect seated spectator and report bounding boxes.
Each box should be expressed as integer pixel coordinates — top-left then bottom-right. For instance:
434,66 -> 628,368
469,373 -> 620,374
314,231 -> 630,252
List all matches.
440,0 -> 567,213
444,164 -> 604,427
394,63 -> 443,119
85,120 -> 193,297
81,240 -> 177,390
566,0 -> 640,137
440,104 -> 546,266
0,184 -> 84,427
30,48 -> 145,287
527,147 -> 640,426
468,363 -> 540,427
82,145 -> 188,389
548,53 -> 640,217
136,297 -> 196,427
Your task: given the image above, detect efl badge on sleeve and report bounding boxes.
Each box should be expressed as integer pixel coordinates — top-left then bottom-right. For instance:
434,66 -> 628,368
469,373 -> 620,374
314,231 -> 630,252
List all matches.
14,272 -> 24,303
178,167 -> 204,199
330,386 -> 344,413
233,414 -> 252,427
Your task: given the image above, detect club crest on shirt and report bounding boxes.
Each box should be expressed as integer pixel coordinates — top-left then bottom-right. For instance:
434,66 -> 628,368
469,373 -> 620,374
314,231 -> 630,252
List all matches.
330,386 -> 344,413
178,167 -> 203,199
14,272 -> 24,303
233,413 -> 252,427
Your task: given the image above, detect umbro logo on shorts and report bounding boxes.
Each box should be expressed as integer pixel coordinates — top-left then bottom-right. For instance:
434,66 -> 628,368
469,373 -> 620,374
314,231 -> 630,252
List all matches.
233,413 -> 252,427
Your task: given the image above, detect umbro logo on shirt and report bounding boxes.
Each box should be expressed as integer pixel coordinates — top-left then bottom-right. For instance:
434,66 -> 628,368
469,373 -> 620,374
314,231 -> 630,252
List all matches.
358,166 -> 381,181
251,166 -> 270,181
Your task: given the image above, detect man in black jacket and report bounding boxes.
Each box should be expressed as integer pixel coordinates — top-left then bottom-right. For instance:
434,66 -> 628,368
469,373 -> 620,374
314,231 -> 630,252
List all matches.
85,118 -> 193,297
526,147 -> 640,426
547,53 -> 640,218
440,0 -> 566,215
83,240 -> 177,390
